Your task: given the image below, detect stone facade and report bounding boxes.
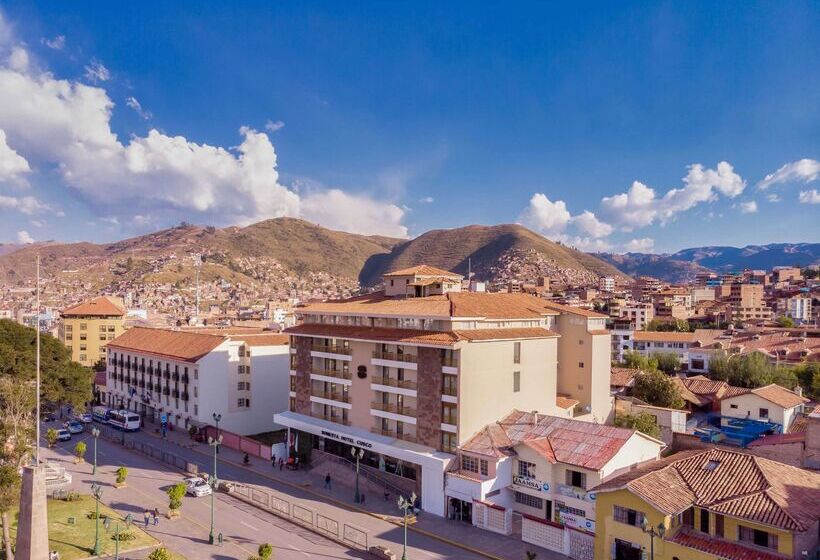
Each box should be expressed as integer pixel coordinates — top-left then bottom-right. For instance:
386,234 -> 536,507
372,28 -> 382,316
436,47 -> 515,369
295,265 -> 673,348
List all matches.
294,336 -> 313,415
416,347 -> 443,450
15,465 -> 49,560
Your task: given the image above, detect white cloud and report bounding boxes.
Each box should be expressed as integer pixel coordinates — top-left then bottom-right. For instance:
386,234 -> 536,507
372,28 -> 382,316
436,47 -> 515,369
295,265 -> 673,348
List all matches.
624,238 -> 655,253
569,210 -> 613,238
125,96 -> 152,120
519,194 -> 571,235
100,216 -> 119,225
766,193 -> 781,202
301,189 -> 407,237
418,196 -> 434,204
757,158 -> 820,190
83,59 -> 110,83
599,181 -> 657,231
7,46 -> 28,71
799,189 -> 820,204
16,230 -> 33,244
557,235 -> 613,252
0,128 -> 30,182
42,35 -> 65,50
29,219 -> 44,227
265,120 -> 284,132
0,194 -> 56,215
738,200 -> 758,214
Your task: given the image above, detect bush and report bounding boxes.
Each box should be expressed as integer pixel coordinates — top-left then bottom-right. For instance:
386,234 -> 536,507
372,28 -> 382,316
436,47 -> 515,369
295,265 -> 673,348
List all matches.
258,543 -> 273,559
614,412 -> 662,439
652,352 -> 682,375
632,369 -> 685,409
167,482 -> 187,511
116,467 -> 128,484
87,511 -> 108,520
776,316 -> 795,328
111,531 -> 136,542
74,441 -> 87,461
63,491 -> 80,502
46,428 -> 58,448
147,547 -> 173,560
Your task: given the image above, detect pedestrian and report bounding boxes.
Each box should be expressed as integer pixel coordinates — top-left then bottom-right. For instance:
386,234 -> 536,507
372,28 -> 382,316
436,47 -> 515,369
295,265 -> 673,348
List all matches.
153,508 -> 160,525
271,454 -> 276,469
360,493 -> 366,505
143,510 -> 150,528
324,472 -> 332,490
278,457 -> 284,471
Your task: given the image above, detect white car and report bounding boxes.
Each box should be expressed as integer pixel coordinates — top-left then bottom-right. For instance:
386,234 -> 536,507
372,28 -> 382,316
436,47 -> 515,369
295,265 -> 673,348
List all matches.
184,476 -> 212,497
55,429 -> 72,442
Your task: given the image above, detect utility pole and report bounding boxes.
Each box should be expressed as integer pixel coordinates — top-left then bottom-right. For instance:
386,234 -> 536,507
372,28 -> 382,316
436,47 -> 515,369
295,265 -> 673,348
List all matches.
35,254 -> 40,466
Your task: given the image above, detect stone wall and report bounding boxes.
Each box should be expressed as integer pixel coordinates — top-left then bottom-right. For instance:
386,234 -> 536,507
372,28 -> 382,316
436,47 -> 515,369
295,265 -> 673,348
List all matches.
294,336 -> 312,415
416,347 -> 443,450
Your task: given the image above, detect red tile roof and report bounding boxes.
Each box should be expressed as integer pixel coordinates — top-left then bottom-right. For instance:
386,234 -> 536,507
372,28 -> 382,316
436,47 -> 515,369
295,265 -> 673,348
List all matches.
594,448 -> 820,531
633,331 -> 697,343
610,367 -> 640,388
555,396 -> 580,409
670,528 -> 786,560
384,265 -> 462,278
747,384 -> 809,409
62,296 -> 125,317
107,327 -> 226,362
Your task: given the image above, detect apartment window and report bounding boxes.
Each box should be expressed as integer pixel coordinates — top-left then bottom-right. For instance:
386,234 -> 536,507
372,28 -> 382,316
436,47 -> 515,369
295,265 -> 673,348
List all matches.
461,455 -> 479,473
613,506 -> 645,528
565,470 -> 587,490
65,335 -> 72,341
65,325 -> 73,332
79,354 -> 87,362
730,404 -> 738,409
80,323 -> 87,331
513,371 -> 521,392
518,460 -> 536,479
193,387 -> 198,398
556,501 -> 585,518
194,404 -> 199,416
237,398 -> 248,408
714,514 -> 724,538
699,509 -> 710,533
442,403 -> 458,425
442,374 -> 457,396
578,362 -> 584,368
738,526 -> 778,550
80,334 -> 87,341
441,432 -> 457,453
681,507 -> 694,527
759,408 -> 769,419
513,342 -> 521,364
99,335 -> 107,341
514,492 -> 543,510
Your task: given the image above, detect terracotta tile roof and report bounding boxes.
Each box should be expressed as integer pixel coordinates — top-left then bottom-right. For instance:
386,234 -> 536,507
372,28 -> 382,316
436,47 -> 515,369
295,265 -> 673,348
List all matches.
670,377 -> 713,407
298,292 -> 452,318
62,296 -> 125,317
447,292 -> 561,319
229,333 -> 289,346
788,414 -> 809,434
555,396 -> 580,409
107,327 -> 225,362
670,528 -> 786,560
540,300 -> 609,318
452,327 -> 559,342
728,330 -> 820,364
594,448 -> 820,531
460,410 -> 642,470
746,384 -> 809,409
384,265 -> 462,278
610,367 -> 640,388
632,331 -> 697,343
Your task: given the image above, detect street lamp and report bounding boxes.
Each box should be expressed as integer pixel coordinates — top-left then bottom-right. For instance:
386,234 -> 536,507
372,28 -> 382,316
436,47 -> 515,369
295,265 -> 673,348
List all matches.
397,492 -> 417,560
91,426 -> 100,476
351,447 -> 365,503
208,434 -> 222,544
640,517 -> 666,560
91,483 -> 103,556
212,412 -> 222,454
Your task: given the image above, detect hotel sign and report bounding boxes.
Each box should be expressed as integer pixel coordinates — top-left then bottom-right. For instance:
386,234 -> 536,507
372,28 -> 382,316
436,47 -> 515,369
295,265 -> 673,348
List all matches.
319,429 -> 373,449
512,475 -> 550,493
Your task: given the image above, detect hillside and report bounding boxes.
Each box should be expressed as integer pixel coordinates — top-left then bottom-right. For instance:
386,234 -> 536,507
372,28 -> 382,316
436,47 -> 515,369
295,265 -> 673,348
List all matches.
359,224 -> 629,286
599,243 -> 820,283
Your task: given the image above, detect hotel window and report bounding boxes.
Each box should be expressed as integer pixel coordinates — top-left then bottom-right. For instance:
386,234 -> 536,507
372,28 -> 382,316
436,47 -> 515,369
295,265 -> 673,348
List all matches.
442,374 -> 457,396
738,526 -> 778,550
565,470 -> 587,490
441,432 -> 457,453
518,460 -> 536,479
442,403 -> 458,425
514,491 -> 543,510
613,506 -> 644,528
513,342 -> 521,364
513,371 -> 520,392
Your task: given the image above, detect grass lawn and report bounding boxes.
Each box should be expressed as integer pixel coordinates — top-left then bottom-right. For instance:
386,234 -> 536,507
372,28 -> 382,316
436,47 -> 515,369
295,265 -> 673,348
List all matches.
9,495 -> 158,560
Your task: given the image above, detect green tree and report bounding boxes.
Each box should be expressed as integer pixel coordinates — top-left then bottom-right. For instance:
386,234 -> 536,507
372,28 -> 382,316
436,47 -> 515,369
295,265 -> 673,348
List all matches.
147,547 -> 173,560
116,467 -> 128,485
614,412 -> 662,439
167,482 -> 186,513
646,319 -> 691,332
46,428 -> 58,448
621,350 -> 658,372
776,316 -> 796,328
74,441 -> 87,462
258,543 -> 273,559
0,464 -> 21,559
652,352 -> 681,375
632,369 -> 685,409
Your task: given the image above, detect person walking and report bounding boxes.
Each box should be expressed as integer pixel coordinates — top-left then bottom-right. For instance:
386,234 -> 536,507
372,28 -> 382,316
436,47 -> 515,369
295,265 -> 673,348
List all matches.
143,510 -> 150,528
324,473 -> 332,491
278,457 -> 284,471
153,508 -> 160,525
271,454 -> 276,469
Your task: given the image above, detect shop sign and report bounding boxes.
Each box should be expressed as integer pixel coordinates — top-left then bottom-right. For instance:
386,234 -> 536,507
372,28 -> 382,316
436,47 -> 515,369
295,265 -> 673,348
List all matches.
559,511 -> 596,533
512,475 -> 550,493
320,429 -> 373,449
556,483 -> 595,502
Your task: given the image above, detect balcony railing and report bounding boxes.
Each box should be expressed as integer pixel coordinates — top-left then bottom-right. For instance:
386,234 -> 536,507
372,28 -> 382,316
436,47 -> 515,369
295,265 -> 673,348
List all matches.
371,402 -> 416,417
372,351 -> 417,363
371,376 -> 417,390
310,367 -> 351,380
312,390 -> 350,403
310,411 -> 350,425
311,344 -> 352,356
370,427 -> 417,443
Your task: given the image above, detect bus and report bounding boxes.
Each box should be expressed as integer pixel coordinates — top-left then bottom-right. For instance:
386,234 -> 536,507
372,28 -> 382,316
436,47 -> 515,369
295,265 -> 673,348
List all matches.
108,410 -> 141,432
92,406 -> 111,423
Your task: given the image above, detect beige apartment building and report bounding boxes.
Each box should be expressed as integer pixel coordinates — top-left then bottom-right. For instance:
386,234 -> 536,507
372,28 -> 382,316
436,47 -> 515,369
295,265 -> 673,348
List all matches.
274,265 -> 613,516
59,296 -> 126,367
728,283 -> 772,321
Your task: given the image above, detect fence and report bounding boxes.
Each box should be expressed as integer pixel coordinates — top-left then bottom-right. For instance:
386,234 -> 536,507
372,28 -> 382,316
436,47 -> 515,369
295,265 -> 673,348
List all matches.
96,425 -> 205,474
227,481 -> 368,552
203,425 -> 272,460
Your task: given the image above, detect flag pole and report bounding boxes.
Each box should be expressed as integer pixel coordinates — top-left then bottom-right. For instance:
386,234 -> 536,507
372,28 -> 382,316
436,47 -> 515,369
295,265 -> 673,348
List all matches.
34,253 -> 41,466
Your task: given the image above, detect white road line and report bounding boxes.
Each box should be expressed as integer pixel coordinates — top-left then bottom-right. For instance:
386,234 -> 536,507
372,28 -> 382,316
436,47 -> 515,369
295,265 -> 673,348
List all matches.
239,520 -> 259,531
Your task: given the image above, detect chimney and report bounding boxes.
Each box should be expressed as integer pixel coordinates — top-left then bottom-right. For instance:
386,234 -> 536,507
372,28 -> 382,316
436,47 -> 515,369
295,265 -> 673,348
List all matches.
795,386 -> 803,397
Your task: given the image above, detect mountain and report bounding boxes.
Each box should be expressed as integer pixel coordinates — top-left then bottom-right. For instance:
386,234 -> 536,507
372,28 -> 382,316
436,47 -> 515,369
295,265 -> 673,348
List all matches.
359,224 -> 629,287
598,243 -> 820,283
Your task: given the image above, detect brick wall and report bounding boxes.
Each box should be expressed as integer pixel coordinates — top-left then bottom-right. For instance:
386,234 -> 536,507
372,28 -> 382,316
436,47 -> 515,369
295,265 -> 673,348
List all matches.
294,336 -> 312,415
416,347 -> 443,449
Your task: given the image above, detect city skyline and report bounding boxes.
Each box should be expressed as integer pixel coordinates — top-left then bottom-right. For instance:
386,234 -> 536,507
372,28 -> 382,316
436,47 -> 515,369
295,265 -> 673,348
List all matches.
0,2 -> 818,254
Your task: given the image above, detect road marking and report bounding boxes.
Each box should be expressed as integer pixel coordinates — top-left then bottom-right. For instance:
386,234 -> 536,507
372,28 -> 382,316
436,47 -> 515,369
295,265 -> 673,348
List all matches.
239,520 -> 259,531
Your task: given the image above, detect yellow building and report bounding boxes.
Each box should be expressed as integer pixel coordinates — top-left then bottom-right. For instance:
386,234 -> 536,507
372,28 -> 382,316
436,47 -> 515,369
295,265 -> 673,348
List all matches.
593,448 -> 820,560
59,296 -> 126,367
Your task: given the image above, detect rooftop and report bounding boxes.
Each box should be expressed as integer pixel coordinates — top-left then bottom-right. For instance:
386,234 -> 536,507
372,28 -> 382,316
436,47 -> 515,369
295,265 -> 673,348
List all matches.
62,296 -> 125,317
383,265 -> 463,278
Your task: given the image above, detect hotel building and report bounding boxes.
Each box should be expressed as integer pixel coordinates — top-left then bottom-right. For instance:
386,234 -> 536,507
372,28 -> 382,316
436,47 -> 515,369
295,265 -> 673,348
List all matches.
273,265 -> 613,516
105,327 -> 289,435
59,296 -> 126,367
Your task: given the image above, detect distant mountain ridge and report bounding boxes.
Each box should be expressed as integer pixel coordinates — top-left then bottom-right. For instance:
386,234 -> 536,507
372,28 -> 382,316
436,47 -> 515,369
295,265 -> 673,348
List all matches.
598,243 -> 820,283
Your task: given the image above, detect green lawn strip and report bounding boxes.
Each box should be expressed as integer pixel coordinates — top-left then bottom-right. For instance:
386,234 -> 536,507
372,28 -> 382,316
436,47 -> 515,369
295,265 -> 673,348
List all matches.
10,495 -> 158,560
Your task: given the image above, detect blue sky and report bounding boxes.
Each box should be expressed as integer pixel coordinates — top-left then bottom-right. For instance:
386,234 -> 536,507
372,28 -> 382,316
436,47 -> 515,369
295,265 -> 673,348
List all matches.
0,1 -> 818,253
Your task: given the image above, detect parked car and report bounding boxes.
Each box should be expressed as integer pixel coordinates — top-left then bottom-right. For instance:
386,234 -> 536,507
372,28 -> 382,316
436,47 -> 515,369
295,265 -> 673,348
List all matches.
55,429 -> 72,442
41,411 -> 57,422
75,413 -> 93,424
184,476 -> 212,497
65,421 -> 85,434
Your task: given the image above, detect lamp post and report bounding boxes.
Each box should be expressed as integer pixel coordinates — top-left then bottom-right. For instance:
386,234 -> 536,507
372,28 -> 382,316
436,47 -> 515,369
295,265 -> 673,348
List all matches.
91,426 -> 100,476
208,434 -> 222,544
91,483 -> 102,556
212,412 -> 222,454
640,517 -> 665,560
397,492 -> 416,560
351,446 -> 365,503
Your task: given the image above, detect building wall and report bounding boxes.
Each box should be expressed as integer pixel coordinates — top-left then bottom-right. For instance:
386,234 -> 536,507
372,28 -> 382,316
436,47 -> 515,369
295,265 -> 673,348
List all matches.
416,346 -> 443,449
721,393 -> 788,427
458,338 -> 558,445
60,314 -> 125,367
599,433 -> 662,479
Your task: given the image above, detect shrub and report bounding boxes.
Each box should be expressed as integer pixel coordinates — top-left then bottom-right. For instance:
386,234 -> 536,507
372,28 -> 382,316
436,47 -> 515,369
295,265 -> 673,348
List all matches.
111,531 -> 136,542
147,547 -> 173,560
614,412 -> 662,438
63,491 -> 81,502
87,511 -> 108,520
116,467 -> 128,484
258,543 -> 273,559
46,428 -> 58,448
74,441 -> 87,461
167,482 -> 187,511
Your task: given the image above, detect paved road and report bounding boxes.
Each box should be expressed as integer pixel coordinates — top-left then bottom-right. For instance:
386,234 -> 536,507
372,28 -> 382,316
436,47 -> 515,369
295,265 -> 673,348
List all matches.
42,422 -> 486,560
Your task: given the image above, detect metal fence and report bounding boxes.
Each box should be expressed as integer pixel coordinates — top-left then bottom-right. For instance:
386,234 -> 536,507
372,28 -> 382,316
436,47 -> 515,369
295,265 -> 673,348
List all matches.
97,425 -> 202,474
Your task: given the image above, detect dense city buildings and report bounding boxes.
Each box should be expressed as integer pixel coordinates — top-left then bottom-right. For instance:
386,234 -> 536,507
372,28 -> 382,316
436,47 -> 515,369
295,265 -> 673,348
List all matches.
58,296 -> 126,367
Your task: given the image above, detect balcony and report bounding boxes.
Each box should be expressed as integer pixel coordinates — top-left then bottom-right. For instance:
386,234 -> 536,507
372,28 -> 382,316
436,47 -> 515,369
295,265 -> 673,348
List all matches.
172,389 -> 180,399
162,387 -> 170,396
181,374 -> 189,384
370,402 -> 416,417
310,367 -> 351,380
311,390 -> 350,403
172,372 -> 180,382
310,411 -> 350,425
372,351 -> 416,364
371,376 -> 417,391
311,343 -> 352,356
370,427 -> 417,443
181,392 -> 189,401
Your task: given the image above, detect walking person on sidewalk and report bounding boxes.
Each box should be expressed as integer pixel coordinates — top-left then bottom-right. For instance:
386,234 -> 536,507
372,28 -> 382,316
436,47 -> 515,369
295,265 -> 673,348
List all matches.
143,510 -> 150,528
324,472 -> 332,491
278,457 -> 284,470
153,508 -> 160,525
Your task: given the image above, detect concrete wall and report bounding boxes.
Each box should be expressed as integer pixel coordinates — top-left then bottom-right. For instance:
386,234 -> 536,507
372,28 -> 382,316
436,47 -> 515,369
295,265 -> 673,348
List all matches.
721,393 -> 788,426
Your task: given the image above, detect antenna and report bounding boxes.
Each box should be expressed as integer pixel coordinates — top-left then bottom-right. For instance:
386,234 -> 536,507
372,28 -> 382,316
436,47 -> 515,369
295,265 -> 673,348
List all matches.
34,253 -> 41,466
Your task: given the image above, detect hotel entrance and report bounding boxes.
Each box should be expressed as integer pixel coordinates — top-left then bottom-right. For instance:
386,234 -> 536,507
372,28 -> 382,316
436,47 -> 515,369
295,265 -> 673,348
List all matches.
448,497 -> 472,523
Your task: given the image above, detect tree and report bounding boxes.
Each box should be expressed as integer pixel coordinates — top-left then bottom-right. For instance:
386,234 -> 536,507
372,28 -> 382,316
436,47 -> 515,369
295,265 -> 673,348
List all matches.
115,467 -> 128,486
167,482 -> 186,516
0,376 -> 35,460
632,369 -> 685,409
794,362 -> 820,399
0,464 -> 20,560
258,543 -> 273,559
614,412 -> 662,439
652,352 -> 681,375
622,351 -> 658,372
74,441 -> 87,463
646,319 -> 691,332
147,547 -> 173,560
46,428 -> 58,448
776,316 -> 795,328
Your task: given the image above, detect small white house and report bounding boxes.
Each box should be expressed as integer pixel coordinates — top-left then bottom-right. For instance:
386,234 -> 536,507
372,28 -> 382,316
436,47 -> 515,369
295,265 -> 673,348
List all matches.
720,384 -> 809,430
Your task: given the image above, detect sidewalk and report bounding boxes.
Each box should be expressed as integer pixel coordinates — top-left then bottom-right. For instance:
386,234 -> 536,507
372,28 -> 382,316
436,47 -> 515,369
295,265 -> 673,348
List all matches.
142,423 -> 563,560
